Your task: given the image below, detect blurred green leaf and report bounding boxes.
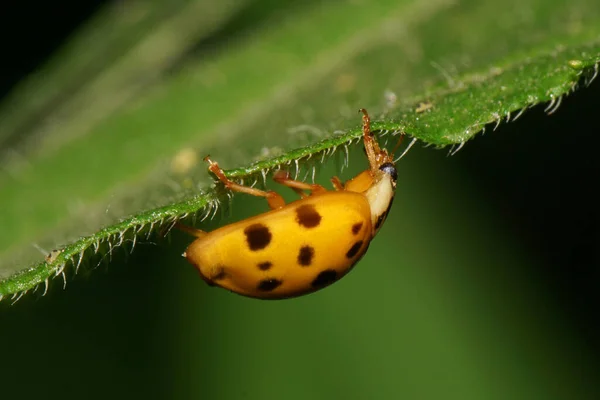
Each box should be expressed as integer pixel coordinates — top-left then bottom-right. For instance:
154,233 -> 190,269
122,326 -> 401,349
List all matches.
1,0 -> 599,305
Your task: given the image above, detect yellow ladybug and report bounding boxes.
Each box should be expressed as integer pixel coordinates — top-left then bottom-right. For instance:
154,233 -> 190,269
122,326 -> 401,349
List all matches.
181,109 -> 400,299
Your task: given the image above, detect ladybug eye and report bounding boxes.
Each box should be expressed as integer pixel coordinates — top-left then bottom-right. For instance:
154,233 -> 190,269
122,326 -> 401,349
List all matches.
378,162 -> 397,181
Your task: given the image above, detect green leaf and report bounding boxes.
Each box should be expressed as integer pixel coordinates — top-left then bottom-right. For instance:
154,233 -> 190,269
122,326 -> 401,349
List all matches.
1,0 -> 600,301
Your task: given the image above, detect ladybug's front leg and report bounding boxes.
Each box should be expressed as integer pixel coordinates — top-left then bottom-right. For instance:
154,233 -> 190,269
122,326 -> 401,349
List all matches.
205,157 -> 286,209
272,170 -> 327,198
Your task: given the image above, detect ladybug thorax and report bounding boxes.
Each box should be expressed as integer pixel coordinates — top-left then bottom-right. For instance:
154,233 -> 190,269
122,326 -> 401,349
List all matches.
363,164 -> 397,235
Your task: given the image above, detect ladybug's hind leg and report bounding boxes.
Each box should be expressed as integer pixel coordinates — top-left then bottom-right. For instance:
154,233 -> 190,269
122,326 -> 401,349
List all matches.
206,157 -> 286,209
272,170 -> 327,198
175,222 -> 207,238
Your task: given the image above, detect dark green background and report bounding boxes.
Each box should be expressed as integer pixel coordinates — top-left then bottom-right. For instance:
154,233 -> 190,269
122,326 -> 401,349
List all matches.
2,87 -> 598,398
0,1 -> 598,399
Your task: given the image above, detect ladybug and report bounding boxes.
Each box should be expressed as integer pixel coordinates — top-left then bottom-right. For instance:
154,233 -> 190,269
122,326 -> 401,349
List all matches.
180,109 -> 400,299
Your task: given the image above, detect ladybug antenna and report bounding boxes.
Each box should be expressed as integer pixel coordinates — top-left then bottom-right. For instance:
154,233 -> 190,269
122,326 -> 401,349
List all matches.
393,137 -> 418,162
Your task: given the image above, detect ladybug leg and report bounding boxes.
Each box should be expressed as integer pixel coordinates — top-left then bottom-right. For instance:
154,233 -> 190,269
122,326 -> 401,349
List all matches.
175,222 -> 207,238
358,108 -> 380,174
330,176 -> 344,191
206,157 -> 286,209
282,185 -> 308,198
272,170 -> 327,197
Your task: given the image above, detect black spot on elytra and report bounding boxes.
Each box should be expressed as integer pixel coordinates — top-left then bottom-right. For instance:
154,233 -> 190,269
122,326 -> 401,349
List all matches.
311,269 -> 337,288
351,222 -> 363,235
257,261 -> 272,271
295,204 -> 321,228
244,223 -> 272,250
257,278 -> 282,292
297,245 -> 315,266
346,240 -> 363,259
